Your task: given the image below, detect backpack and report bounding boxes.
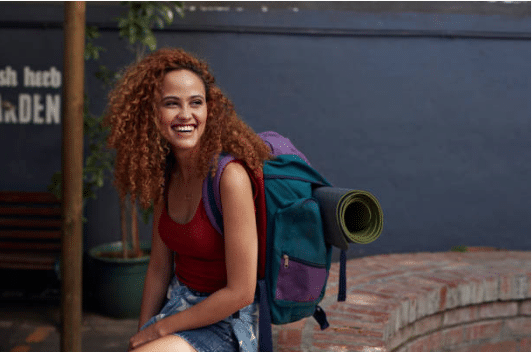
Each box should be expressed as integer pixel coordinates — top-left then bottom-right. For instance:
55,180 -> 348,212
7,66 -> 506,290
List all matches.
202,131 -> 348,352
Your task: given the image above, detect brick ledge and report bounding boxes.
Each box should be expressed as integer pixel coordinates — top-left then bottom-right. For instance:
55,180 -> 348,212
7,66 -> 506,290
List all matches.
273,251 -> 531,352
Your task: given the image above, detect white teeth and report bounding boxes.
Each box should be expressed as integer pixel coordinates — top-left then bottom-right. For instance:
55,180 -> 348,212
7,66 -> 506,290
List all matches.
173,125 -> 195,132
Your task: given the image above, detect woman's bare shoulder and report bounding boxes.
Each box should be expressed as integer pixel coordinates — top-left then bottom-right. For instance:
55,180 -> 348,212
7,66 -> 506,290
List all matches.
219,161 -> 251,191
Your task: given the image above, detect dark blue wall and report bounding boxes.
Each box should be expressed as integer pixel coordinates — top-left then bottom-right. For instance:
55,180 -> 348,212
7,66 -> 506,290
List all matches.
0,3 -> 529,258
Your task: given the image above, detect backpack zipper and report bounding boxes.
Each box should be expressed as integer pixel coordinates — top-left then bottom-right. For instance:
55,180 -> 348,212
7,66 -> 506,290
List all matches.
282,254 -> 327,269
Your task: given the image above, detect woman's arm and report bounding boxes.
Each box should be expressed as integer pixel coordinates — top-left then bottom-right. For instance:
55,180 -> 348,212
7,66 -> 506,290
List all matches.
137,200 -> 175,330
129,162 -> 258,349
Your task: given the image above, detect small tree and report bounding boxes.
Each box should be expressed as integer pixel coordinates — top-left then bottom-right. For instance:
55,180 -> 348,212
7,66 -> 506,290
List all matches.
49,1 -> 184,258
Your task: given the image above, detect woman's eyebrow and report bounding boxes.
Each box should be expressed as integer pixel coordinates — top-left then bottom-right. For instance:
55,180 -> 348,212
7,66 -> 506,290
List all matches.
162,94 -> 205,100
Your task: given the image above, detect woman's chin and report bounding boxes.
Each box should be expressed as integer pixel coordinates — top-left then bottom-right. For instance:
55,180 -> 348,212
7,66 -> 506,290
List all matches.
170,140 -> 201,156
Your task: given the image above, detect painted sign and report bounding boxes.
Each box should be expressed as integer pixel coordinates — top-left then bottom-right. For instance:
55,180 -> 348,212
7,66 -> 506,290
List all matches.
0,65 -> 62,124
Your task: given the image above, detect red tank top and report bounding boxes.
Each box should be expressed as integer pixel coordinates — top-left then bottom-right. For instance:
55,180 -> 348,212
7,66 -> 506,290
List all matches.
158,198 -> 227,293
158,160 -> 266,293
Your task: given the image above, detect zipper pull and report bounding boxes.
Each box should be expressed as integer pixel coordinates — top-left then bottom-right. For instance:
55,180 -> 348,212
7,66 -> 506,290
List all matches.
283,254 -> 289,268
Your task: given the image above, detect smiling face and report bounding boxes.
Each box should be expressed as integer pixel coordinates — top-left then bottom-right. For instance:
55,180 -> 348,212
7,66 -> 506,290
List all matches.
158,69 -> 208,156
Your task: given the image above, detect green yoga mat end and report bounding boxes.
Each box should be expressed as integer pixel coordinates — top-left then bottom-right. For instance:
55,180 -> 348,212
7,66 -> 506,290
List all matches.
313,187 -> 384,250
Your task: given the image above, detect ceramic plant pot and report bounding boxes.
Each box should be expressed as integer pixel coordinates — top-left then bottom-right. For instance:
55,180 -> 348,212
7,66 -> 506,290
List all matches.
88,241 -> 151,318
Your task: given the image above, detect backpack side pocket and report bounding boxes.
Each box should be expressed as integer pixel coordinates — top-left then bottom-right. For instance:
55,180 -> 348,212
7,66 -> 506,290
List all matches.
269,197 -> 330,324
275,254 -> 327,303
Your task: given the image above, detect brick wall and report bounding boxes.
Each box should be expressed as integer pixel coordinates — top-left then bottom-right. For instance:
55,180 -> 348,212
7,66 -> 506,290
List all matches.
391,300 -> 530,352
273,251 -> 531,352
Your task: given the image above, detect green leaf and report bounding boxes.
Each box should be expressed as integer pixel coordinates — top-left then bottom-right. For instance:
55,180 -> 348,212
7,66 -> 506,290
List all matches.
144,4 -> 154,18
117,17 -> 129,29
157,4 -> 173,24
142,33 -> 157,51
129,24 -> 137,44
48,171 -> 63,200
140,203 -> 154,224
154,16 -> 165,29
86,25 -> 100,39
172,2 -> 185,17
451,245 -> 468,252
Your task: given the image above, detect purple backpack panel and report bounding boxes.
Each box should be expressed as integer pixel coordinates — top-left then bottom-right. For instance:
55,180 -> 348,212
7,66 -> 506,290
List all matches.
258,131 -> 311,165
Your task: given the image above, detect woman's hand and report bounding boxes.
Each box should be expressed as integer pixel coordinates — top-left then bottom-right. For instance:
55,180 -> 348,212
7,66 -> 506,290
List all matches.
128,323 -> 164,351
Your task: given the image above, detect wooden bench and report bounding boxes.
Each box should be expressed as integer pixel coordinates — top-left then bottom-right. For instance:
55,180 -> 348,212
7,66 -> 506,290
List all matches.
0,191 -> 61,271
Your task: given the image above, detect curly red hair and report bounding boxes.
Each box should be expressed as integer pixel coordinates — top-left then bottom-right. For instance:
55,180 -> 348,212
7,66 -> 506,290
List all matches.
105,48 -> 271,209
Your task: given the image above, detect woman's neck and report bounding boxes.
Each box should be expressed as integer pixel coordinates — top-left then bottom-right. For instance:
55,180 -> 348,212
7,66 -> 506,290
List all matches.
172,147 -> 201,183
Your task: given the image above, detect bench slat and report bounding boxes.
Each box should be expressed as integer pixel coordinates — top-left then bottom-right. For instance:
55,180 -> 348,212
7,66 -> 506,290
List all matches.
0,219 -> 62,229
0,242 -> 61,251
0,206 -> 61,217
0,262 -> 57,270
0,263 -> 55,270
0,230 -> 61,240
0,191 -> 60,204
0,252 -> 57,270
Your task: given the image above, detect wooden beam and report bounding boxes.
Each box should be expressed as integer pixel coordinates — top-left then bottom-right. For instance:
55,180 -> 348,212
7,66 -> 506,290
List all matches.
61,2 -> 85,352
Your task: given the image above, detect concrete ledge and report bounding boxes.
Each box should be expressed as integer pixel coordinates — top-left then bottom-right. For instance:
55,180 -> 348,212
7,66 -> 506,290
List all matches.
273,251 -> 531,352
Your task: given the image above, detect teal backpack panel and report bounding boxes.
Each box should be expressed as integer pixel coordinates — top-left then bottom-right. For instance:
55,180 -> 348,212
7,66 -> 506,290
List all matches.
262,155 -> 332,324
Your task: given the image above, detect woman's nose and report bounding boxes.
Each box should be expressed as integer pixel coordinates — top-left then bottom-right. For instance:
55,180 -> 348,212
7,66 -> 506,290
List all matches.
178,107 -> 192,119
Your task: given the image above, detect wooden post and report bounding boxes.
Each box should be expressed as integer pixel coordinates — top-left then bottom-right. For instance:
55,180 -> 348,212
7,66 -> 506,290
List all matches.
61,2 -> 85,352
131,199 -> 142,257
120,197 -> 128,258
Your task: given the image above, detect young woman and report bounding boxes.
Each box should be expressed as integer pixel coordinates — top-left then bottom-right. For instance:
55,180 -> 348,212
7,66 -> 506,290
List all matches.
105,48 -> 271,352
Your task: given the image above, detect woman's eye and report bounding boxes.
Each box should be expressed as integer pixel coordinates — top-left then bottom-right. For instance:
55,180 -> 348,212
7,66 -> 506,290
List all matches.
191,100 -> 203,106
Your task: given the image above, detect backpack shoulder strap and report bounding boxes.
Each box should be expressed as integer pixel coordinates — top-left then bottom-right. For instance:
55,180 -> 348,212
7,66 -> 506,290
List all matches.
202,154 -> 235,235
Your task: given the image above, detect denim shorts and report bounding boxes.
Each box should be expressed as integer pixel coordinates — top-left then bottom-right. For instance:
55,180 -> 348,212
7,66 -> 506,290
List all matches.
140,276 -> 259,352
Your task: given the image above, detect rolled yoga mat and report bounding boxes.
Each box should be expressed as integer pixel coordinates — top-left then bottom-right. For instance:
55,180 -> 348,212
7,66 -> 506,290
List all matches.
313,187 -> 383,251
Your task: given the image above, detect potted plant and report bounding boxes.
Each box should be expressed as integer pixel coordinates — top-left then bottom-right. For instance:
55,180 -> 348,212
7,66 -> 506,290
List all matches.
49,1 -> 184,318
